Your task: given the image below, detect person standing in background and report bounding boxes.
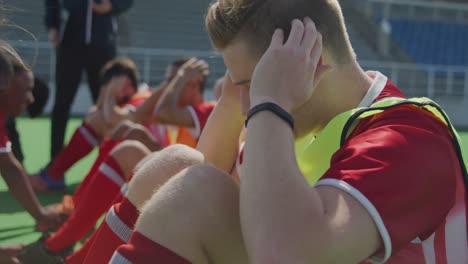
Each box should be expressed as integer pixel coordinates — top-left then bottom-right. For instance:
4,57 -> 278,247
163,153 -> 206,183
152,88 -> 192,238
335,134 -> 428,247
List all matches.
45,0 -> 133,161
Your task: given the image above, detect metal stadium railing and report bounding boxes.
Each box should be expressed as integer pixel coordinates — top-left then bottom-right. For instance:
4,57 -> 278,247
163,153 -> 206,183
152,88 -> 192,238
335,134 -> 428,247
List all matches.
6,40 -> 468,127
8,40 -> 468,100
355,0 -> 468,23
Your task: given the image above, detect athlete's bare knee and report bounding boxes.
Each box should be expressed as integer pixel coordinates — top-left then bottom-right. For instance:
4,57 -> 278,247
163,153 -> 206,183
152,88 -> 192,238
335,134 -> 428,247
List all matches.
173,164 -> 238,207
126,144 -> 204,209
135,164 -> 242,263
110,140 -> 151,180
142,164 -> 238,220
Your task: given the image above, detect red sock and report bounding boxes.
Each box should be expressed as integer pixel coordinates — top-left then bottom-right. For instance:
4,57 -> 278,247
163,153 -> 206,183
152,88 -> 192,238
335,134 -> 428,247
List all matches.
80,197 -> 139,263
65,190 -> 128,264
46,156 -> 126,252
47,123 -> 99,180
64,231 -> 97,264
72,138 -> 121,205
111,232 -> 190,264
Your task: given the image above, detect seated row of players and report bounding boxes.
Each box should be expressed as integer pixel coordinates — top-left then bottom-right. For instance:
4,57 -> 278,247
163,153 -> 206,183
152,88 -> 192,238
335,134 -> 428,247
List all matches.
20,0 -> 468,263
0,47 -> 220,263
6,0 -> 468,261
30,57 -> 216,193
35,55 -> 218,249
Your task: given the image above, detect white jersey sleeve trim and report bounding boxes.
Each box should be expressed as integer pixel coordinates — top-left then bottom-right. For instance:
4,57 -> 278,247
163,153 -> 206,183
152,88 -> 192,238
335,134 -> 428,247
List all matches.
186,106 -> 201,137
0,141 -> 12,153
358,72 -> 388,108
316,178 -> 392,263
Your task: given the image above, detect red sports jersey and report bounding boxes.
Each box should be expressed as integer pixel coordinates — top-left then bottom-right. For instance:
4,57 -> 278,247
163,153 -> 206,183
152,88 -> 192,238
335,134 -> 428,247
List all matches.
166,102 -> 216,148
186,101 -> 216,139
124,86 -> 152,112
316,73 -> 467,263
238,72 -> 467,263
0,113 -> 11,154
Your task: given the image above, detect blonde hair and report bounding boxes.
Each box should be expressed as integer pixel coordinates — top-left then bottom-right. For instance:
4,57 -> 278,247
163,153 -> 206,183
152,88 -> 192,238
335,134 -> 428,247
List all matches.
0,42 -> 29,91
205,0 -> 355,63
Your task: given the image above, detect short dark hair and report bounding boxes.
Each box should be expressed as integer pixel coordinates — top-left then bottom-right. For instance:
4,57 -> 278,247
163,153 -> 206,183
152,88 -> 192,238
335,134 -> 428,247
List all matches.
100,57 -> 140,91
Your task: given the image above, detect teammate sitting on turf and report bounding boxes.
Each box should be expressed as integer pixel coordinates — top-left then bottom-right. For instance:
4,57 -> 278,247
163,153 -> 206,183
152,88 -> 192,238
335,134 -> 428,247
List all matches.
30,57 -> 160,193
58,67 -> 223,264
0,47 -> 65,263
16,57 -> 217,264
57,0 -> 465,263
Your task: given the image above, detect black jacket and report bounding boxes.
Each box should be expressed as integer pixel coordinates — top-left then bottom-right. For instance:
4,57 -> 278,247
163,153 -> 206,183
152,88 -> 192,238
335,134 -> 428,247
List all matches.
45,0 -> 133,48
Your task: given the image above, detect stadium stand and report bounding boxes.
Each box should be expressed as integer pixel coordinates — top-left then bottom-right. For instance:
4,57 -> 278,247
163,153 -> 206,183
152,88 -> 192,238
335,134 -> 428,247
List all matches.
2,0 -> 468,126
359,0 -> 468,128
3,0 -> 382,102
376,18 -> 468,66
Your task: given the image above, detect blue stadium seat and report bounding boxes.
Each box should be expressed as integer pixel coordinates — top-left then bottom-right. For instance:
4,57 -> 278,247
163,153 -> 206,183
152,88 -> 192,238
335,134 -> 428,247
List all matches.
376,17 -> 468,66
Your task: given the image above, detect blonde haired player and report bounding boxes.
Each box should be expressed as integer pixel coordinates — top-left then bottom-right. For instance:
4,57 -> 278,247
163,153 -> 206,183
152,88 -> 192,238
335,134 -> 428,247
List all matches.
54,0 -> 468,263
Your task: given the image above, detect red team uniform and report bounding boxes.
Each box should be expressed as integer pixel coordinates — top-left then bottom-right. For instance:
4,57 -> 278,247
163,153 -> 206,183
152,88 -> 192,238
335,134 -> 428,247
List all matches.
110,72 -> 467,263
57,101 -> 216,263
44,87 -> 154,184
312,72 -> 468,263
166,102 -> 217,148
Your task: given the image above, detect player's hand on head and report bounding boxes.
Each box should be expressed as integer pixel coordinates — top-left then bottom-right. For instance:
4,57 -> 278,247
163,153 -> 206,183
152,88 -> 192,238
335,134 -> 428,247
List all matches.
250,17 -> 332,112
179,58 -> 210,82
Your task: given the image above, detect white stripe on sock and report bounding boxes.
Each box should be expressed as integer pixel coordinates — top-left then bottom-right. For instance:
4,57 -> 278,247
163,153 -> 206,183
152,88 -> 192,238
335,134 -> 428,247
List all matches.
109,251 -> 132,264
79,126 -> 98,146
100,163 -> 125,187
106,206 -> 132,243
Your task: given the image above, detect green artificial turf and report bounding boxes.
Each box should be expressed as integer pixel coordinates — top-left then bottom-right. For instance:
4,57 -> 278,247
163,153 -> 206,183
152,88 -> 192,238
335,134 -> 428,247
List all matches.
0,118 -> 97,246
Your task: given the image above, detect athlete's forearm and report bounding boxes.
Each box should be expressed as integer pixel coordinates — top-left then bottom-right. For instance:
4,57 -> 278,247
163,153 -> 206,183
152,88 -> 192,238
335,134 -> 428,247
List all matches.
102,83 -> 115,123
196,97 -> 243,173
0,154 -> 44,221
133,87 -> 165,124
152,75 -> 197,126
241,111 -> 329,263
96,85 -> 108,109
153,75 -> 186,116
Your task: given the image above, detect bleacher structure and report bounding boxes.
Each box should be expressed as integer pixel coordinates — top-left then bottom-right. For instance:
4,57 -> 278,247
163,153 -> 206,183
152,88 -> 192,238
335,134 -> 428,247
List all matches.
353,0 -> 468,127
3,0 -> 468,126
